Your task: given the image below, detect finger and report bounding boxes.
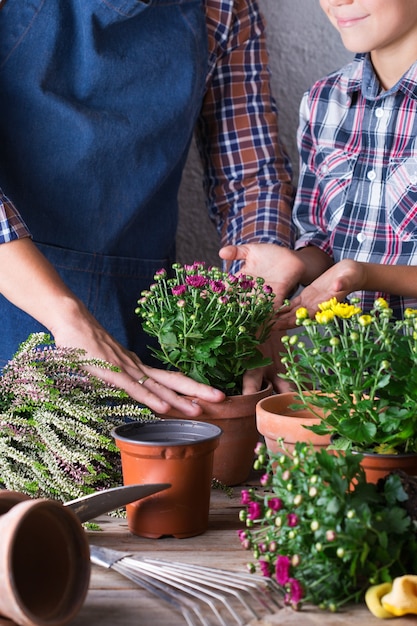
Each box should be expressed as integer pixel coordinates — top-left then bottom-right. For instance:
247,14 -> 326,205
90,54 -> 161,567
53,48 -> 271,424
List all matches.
218,245 -> 248,262
242,368 -> 264,395
140,367 -> 225,402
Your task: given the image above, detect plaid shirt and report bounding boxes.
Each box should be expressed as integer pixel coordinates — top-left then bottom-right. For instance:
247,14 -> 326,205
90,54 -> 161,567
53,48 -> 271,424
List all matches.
0,0 -> 294,250
294,53 -> 417,317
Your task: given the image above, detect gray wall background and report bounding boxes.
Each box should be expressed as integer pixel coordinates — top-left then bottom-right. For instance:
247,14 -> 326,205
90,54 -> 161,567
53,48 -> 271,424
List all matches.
176,0 -> 352,265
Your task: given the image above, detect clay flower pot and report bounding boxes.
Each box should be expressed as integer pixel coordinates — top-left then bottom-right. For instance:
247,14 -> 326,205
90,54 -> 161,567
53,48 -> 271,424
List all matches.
256,392 -> 331,454
0,496 -> 90,626
355,450 -> 417,484
160,382 -> 273,486
112,419 -> 221,539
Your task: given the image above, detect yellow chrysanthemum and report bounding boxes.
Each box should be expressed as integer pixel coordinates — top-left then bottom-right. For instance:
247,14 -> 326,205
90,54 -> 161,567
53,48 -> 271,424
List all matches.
330,302 -> 361,319
374,297 -> 389,310
358,314 -> 373,327
315,309 -> 335,324
318,297 -> 338,311
405,307 -> 417,319
295,307 -> 309,321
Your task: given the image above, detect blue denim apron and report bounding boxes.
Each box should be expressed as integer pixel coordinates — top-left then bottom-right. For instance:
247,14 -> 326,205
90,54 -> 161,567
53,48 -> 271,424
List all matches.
0,0 -> 207,365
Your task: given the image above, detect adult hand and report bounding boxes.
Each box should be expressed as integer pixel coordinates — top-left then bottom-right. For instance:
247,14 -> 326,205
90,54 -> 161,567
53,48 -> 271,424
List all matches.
241,327 -> 294,395
219,243 -> 305,305
53,301 -> 226,416
0,238 -> 225,416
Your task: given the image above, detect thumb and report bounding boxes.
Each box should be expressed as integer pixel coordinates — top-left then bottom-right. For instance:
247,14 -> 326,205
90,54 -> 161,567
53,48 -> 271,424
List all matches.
219,245 -> 248,262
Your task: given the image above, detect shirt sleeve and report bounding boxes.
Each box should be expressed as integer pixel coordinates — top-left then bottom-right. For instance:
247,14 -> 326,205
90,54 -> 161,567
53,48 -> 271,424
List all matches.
293,92 -> 333,256
197,0 -> 295,252
0,190 -> 31,243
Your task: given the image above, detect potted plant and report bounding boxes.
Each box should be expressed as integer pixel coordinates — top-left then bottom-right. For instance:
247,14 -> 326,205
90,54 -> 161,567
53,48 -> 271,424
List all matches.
239,440 -> 417,613
0,332 -> 154,502
135,261 -> 278,485
279,297 -> 417,481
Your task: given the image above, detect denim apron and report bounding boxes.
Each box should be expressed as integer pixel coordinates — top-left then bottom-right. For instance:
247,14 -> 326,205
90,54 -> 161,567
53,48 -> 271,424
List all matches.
0,0 -> 208,365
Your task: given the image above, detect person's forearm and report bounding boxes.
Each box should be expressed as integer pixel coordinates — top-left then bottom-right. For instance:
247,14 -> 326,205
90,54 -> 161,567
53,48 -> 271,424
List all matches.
296,246 -> 334,285
360,262 -> 417,297
0,237 -> 85,333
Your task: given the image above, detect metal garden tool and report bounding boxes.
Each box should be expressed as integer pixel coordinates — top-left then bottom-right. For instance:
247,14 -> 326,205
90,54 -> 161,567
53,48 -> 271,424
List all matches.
64,482 -> 171,522
90,545 -> 282,626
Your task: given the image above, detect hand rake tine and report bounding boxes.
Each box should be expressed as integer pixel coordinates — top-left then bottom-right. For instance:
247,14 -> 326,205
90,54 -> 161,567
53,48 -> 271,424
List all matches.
111,557 -> 207,626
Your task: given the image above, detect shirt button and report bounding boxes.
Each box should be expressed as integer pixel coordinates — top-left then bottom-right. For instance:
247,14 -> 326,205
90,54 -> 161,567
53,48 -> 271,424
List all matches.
357,232 -> 366,243
367,170 -> 377,181
375,107 -> 384,118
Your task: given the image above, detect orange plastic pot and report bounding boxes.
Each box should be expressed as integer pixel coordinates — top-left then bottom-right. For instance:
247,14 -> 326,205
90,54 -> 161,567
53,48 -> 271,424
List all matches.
159,382 -> 273,486
256,392 -> 331,454
112,420 -> 221,539
0,496 -> 90,626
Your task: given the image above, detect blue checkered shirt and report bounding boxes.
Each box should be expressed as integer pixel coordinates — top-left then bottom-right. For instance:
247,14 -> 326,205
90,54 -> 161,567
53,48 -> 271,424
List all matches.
294,53 -> 417,317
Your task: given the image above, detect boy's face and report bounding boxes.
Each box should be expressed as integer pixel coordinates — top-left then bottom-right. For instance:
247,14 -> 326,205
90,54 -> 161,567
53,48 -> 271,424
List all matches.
319,0 -> 417,56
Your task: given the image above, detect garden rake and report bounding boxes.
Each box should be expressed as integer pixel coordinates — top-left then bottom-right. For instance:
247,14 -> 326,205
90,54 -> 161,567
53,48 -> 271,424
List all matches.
90,545 -> 282,626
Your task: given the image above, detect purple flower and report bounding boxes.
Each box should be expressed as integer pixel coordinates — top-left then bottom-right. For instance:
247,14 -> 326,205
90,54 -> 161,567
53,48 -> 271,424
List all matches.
247,501 -> 262,521
155,268 -> 167,278
275,555 -> 291,585
287,513 -> 299,527
218,295 -> 229,304
263,284 -> 273,294
288,578 -> 304,604
259,560 -> 272,578
268,497 -> 283,511
209,279 -> 226,294
186,274 -> 208,288
171,284 -> 187,296
239,277 -> 255,291
241,490 -> 252,505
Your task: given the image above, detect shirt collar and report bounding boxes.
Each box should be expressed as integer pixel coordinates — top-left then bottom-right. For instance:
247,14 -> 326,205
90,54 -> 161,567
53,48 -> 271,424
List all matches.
346,52 -> 417,102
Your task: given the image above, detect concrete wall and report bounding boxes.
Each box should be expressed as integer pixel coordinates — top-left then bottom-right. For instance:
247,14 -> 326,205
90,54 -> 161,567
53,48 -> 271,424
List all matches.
176,0 -> 352,266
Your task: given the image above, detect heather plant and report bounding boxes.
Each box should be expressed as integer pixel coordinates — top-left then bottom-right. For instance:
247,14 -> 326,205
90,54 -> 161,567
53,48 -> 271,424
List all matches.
0,333 -> 154,501
239,441 -> 417,612
135,261 -> 277,395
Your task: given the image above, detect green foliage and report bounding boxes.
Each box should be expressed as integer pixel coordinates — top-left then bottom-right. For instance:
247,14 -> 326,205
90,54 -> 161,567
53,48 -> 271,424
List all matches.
0,333 -> 155,501
239,441 -> 417,611
280,298 -> 417,453
135,262 -> 277,395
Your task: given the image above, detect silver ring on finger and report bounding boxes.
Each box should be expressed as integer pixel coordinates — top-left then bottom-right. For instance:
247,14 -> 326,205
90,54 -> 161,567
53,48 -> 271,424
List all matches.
137,374 -> 150,385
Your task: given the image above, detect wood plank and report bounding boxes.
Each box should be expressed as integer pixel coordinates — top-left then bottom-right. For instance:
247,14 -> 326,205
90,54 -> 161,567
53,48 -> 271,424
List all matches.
69,483 -> 415,625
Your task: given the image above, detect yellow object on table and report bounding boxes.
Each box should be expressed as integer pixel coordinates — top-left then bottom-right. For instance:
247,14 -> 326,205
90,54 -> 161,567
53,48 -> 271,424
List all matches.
365,575 -> 417,619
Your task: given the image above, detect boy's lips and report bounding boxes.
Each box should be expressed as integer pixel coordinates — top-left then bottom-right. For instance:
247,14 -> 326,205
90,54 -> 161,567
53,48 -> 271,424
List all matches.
335,15 -> 368,28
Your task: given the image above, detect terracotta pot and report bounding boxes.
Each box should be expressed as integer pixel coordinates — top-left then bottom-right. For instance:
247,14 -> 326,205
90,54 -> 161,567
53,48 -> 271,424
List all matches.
112,420 -> 221,539
0,497 -> 90,626
356,451 -> 417,484
256,392 -> 331,454
159,382 -> 273,486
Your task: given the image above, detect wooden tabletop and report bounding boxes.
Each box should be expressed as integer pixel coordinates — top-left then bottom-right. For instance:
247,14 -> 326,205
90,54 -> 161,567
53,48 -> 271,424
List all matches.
70,478 -> 415,626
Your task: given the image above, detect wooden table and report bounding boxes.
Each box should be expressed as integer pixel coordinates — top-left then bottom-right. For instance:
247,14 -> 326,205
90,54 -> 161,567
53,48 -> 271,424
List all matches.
71,478 -> 415,626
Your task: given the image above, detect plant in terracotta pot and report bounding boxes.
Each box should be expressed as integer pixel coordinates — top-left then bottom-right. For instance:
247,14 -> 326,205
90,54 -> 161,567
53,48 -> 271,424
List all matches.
0,332 -> 154,501
279,297 -> 417,481
239,440 -> 417,613
135,261 -> 280,485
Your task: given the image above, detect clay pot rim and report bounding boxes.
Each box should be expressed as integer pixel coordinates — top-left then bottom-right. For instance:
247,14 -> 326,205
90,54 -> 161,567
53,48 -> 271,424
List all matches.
112,419 -> 222,447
